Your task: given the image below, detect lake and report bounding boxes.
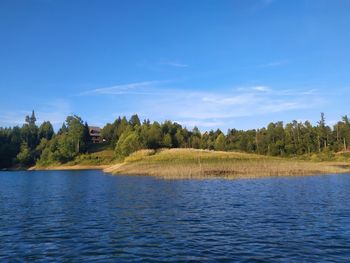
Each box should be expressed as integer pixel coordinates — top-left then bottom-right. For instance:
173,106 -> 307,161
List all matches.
1,170 -> 350,262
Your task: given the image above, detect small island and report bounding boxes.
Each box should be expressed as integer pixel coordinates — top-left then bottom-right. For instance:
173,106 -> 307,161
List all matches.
3,111 -> 350,179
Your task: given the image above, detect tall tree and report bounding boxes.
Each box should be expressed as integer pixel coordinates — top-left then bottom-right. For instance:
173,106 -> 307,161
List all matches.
65,115 -> 85,153
129,114 -> 141,127
38,121 -> 54,140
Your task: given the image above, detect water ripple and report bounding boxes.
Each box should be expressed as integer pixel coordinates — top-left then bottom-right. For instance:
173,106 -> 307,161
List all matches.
1,171 -> 350,262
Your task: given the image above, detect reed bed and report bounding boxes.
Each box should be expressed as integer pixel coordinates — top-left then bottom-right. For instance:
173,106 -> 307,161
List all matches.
105,148 -> 350,179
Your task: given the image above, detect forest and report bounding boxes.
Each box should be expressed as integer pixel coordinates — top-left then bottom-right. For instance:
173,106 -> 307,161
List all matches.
1,111 -> 350,169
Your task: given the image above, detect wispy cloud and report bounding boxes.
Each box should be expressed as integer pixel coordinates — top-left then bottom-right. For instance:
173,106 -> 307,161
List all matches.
175,119 -> 224,128
103,84 -> 324,129
79,80 -> 165,96
70,79 -> 330,129
0,83 -> 326,131
252,86 -> 271,92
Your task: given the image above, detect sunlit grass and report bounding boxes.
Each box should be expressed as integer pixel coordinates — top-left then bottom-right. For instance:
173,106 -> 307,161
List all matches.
106,148 -> 350,179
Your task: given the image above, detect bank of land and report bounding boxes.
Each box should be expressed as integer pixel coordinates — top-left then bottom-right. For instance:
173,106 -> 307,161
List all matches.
102,148 -> 350,179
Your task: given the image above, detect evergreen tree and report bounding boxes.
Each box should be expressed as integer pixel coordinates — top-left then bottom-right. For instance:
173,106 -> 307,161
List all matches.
129,114 -> 141,127
38,121 -> 54,140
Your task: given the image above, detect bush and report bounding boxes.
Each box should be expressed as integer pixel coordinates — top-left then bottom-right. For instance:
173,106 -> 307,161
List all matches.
16,143 -> 34,166
115,131 -> 142,159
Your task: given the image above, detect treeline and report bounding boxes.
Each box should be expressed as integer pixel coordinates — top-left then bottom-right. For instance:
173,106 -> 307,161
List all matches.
0,111 -> 91,168
103,113 -> 350,158
2,111 -> 350,168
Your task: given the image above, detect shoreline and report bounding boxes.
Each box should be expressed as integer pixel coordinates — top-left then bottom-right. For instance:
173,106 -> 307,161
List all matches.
4,148 -> 350,180
104,149 -> 350,179
28,165 -> 109,171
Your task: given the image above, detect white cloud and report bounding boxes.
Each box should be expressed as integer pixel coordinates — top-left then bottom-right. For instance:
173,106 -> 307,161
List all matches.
175,119 -> 224,129
129,86 -> 324,128
79,80 -> 164,95
202,93 -> 259,106
76,82 -> 325,130
252,86 -> 271,92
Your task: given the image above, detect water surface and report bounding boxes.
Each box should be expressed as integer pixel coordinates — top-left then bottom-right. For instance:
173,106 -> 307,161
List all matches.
1,170 -> 350,262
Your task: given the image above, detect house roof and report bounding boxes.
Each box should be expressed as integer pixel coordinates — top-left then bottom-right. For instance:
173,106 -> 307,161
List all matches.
88,126 -> 101,131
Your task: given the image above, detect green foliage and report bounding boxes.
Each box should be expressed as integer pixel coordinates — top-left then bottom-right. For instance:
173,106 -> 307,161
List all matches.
214,133 -> 226,151
129,114 -> 141,127
162,133 -> 172,148
101,123 -> 114,143
16,143 -> 33,166
38,121 -> 54,140
6,111 -> 350,169
0,127 -> 21,167
37,115 -> 92,166
115,131 -> 141,158
146,122 -> 163,149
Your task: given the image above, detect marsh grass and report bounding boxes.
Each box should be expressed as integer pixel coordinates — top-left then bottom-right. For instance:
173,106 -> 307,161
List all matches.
105,148 -> 350,179
68,149 -> 115,165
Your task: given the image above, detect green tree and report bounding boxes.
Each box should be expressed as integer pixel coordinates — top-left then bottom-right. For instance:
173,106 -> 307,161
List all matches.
66,115 -> 85,153
25,110 -> 36,125
101,123 -> 114,143
16,143 -> 33,166
146,122 -> 162,149
162,133 -> 172,147
38,121 -> 54,140
82,122 -> 91,152
175,130 -> 184,147
58,123 -> 68,135
129,114 -> 141,127
22,110 -> 39,150
214,133 -> 226,151
115,131 -> 141,158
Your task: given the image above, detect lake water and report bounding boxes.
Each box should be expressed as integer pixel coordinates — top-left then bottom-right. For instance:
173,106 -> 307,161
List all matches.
1,171 -> 350,262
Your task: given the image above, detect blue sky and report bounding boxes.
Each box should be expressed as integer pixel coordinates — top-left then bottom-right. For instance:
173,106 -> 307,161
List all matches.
1,0 -> 350,131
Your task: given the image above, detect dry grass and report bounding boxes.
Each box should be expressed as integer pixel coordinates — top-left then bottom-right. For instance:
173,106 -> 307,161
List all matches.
105,148 -> 350,179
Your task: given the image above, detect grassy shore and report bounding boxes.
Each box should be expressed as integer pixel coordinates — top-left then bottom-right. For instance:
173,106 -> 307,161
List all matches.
104,148 -> 350,179
30,147 -> 114,171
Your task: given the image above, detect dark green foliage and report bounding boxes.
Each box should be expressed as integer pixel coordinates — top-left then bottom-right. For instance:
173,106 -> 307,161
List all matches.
82,122 -> 92,152
16,143 -> 34,166
0,111 -> 45,168
101,123 -> 114,143
37,115 -> 91,165
129,114 -> 141,127
22,110 -> 39,150
38,121 -> 54,140
0,127 -> 21,168
5,112 -> 350,168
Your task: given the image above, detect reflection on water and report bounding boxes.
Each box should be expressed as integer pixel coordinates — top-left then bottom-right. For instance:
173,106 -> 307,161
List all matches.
1,170 -> 350,262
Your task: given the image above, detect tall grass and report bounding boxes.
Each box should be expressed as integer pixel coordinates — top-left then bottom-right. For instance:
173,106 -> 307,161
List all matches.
105,148 -> 350,179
